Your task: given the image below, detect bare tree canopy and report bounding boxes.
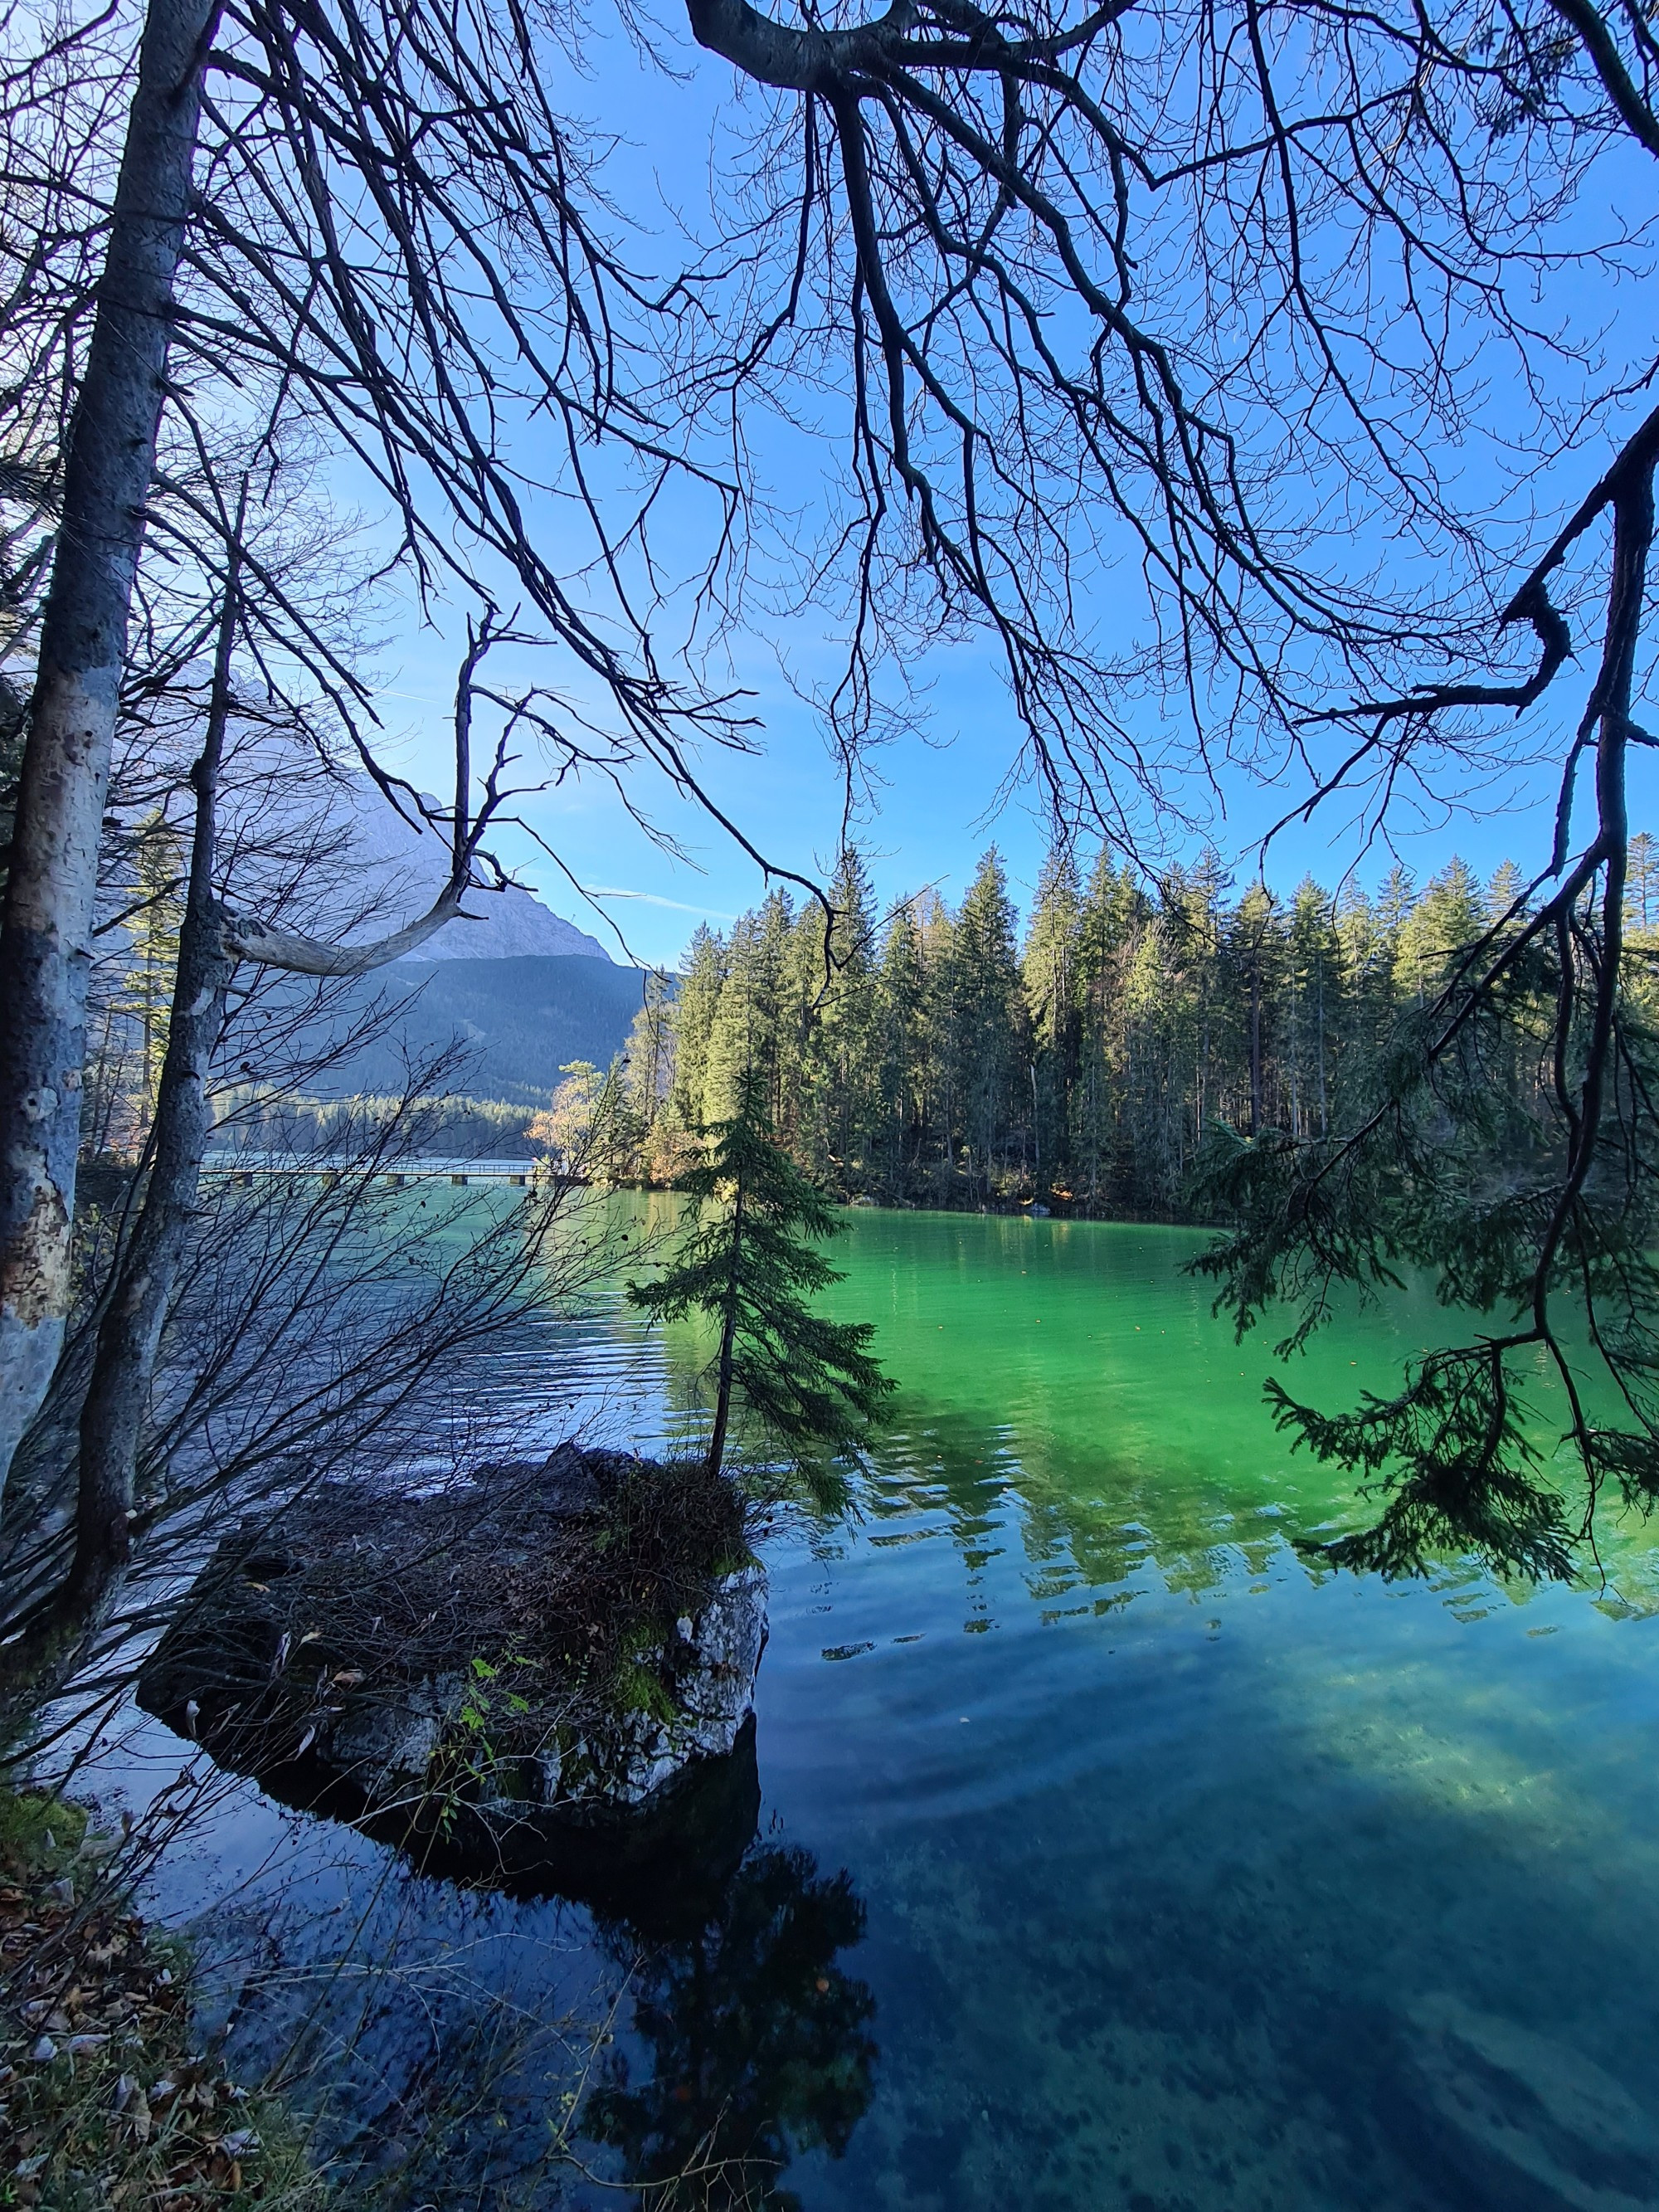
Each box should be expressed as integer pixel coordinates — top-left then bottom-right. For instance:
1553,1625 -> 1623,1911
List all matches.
666,0 -> 1644,790
0,0 -> 760,1504
8,0 -> 1659,1585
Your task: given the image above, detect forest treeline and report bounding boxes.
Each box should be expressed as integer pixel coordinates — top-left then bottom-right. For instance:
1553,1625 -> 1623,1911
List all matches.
570,836 -> 1659,1220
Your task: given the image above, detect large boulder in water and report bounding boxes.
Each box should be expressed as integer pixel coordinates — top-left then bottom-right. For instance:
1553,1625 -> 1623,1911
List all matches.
138,1446 -> 768,1904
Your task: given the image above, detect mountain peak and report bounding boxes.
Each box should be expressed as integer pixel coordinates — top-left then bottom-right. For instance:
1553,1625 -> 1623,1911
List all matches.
339,783 -> 610,963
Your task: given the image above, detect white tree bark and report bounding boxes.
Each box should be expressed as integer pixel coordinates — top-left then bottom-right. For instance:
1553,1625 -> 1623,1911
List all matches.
0,0 -> 220,1505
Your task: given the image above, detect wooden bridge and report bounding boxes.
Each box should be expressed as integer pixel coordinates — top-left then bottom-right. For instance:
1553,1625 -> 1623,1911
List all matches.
199,1153 -> 542,1187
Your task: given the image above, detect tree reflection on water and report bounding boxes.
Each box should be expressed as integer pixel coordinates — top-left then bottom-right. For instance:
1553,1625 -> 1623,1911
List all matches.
584,1843 -> 878,2210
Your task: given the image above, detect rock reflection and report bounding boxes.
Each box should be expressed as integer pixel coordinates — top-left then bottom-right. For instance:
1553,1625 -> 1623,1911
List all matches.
163,1712 -> 875,2210
584,1844 -> 878,2211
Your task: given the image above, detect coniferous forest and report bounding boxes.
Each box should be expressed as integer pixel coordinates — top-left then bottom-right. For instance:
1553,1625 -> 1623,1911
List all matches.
596,835 -> 1659,1218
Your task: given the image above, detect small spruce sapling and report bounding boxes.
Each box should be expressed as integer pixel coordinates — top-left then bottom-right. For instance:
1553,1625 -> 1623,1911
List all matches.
627,1066 -> 894,1484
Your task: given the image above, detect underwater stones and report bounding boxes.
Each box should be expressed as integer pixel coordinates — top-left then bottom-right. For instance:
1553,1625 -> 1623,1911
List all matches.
1399,1991 -> 1659,2211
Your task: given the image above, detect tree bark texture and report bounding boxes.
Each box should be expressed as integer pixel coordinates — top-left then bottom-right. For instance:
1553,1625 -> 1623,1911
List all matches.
56,589 -> 238,1663
0,0 -> 218,1504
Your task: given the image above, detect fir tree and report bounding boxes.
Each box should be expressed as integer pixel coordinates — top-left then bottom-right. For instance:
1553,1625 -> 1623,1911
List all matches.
1286,879 -> 1340,1140
875,901 -> 927,1190
1395,856 -> 1486,1001
623,969 -> 677,1125
1627,834 -> 1659,937
627,1066 -> 895,1483
1023,841 -> 1082,1188
798,853 -> 883,1188
1073,850 -> 1142,1207
949,849 -> 1026,1199
703,890 -> 793,1125
628,832 -> 1659,1267
669,923 -> 727,1130
1222,884 -> 1284,1139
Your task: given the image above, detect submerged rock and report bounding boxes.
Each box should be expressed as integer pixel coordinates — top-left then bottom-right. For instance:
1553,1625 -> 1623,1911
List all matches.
138,1445 -> 768,1902
1398,1991 -> 1659,2211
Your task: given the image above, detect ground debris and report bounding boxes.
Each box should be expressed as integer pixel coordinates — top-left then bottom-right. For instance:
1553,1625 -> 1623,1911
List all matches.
0,1790 -> 323,2207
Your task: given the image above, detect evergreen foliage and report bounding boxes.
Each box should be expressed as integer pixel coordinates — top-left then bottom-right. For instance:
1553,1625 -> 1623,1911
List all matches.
631,843 -> 1573,1220
616,839 -> 1659,1582
625,1067 -> 895,1484
1191,875 -> 1659,1582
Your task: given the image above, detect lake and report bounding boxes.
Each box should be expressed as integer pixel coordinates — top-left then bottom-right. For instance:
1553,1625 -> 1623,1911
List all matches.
97,1200 -> 1659,2210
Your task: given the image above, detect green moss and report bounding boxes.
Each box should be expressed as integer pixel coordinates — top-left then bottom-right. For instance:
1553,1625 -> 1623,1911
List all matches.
611,1663 -> 678,1724
0,1788 -> 87,1886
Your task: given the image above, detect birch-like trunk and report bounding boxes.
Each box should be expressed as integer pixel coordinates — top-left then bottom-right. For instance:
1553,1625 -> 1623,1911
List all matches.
0,0 -> 219,1504
59,599 -> 239,1663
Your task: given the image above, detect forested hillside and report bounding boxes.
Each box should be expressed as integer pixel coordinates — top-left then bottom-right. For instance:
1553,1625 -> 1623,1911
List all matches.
204,957 -> 658,1156
618,836 -> 1659,1218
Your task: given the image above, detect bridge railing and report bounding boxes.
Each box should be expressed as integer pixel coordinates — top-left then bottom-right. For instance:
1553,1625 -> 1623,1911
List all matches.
200,1152 -> 548,1187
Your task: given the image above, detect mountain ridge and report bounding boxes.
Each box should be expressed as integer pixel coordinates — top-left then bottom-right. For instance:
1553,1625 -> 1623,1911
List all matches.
336,784 -> 611,963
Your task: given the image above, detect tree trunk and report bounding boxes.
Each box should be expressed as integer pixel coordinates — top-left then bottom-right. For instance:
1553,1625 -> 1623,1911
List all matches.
1316,957 -> 1328,1138
0,0 -> 220,1506
705,1186 -> 743,1481
2,576 -> 238,1691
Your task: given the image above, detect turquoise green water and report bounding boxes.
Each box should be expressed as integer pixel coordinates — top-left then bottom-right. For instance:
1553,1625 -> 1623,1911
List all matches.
128,1201 -> 1659,2209
741,1211 -> 1659,2209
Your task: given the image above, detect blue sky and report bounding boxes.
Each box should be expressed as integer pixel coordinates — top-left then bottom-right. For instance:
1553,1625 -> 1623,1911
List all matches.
350,10 -> 1659,970
376,592 -> 1659,968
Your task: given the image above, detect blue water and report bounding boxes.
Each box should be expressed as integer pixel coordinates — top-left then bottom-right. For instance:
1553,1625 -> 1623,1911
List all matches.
90,1203 -> 1659,2210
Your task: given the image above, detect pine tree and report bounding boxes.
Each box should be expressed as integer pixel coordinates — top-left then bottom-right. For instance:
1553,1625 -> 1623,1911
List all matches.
651,836 -> 1659,1244
1073,850 -> 1142,1208
798,852 -> 883,1188
1120,889 -> 1199,1208
703,890 -> 793,1124
916,891 -> 960,1203
1627,834 -> 1659,937
1487,859 -> 1526,927
873,900 -> 927,1192
1023,840 -> 1082,1193
949,849 -> 1026,1201
623,969 -> 677,1128
627,1067 -> 895,1483
1222,884 -> 1284,1139
669,923 -> 728,1130
1395,856 -> 1486,1001
1286,879 -> 1340,1139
